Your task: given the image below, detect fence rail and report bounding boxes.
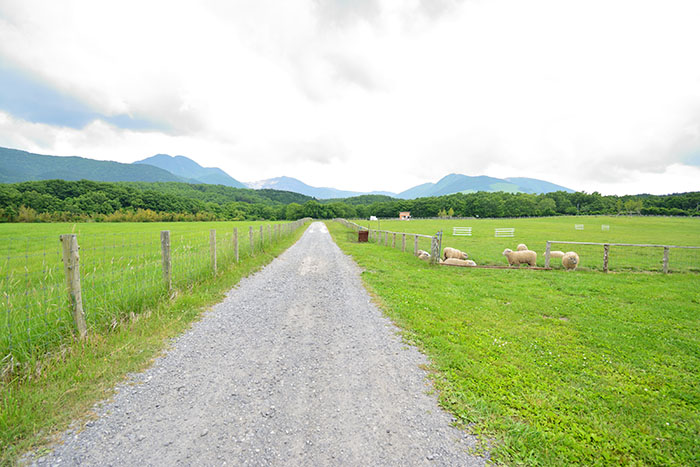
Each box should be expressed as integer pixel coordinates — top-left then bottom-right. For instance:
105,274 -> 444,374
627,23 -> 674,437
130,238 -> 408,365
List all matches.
1,219 -> 311,365
335,218 -> 442,263
545,240 -> 700,273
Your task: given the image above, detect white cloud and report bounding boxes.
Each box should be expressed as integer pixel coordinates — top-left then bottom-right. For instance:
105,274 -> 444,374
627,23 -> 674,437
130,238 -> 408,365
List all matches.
1,0 -> 699,195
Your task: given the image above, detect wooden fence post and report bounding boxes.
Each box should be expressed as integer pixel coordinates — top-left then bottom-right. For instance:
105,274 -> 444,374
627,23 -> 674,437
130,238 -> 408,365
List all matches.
260,225 -> 264,250
544,241 -> 551,268
384,232 -> 389,246
414,235 -> 418,255
210,229 -> 217,275
392,233 -> 396,248
268,225 -> 272,244
249,226 -> 254,254
402,233 -> 406,252
663,247 -> 670,273
60,234 -> 87,339
603,244 -> 610,273
234,228 -> 239,262
160,230 -> 172,291
430,234 -> 440,264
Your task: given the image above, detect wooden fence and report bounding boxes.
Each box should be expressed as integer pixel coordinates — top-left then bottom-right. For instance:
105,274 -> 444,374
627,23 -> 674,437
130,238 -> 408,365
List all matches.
545,240 -> 700,273
335,218 -> 443,264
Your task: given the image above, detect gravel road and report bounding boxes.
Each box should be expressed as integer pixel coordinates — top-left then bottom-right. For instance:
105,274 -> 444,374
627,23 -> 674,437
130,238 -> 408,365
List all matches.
32,222 -> 484,466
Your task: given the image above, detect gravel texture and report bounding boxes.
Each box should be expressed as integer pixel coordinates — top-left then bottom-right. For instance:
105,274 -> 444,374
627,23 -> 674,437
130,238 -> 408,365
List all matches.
32,222 -> 484,466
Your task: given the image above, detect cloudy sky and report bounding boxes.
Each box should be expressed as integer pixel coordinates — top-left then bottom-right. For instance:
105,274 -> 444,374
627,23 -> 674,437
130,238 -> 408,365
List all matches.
1,0 -> 699,195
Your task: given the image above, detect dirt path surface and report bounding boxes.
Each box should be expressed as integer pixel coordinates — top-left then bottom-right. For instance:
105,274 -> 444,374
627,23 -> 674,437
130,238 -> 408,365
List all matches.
33,222 -> 484,466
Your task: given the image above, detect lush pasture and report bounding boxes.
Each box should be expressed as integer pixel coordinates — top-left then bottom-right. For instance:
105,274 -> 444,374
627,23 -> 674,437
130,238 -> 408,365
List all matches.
327,219 -> 700,465
355,216 -> 700,272
1,220 -> 294,365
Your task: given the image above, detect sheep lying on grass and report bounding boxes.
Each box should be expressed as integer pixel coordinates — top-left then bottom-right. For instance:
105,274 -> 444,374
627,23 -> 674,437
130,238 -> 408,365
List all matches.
443,247 -> 468,260
516,243 -> 528,251
562,251 -> 579,270
416,249 -> 431,261
442,258 -> 477,267
502,248 -> 537,267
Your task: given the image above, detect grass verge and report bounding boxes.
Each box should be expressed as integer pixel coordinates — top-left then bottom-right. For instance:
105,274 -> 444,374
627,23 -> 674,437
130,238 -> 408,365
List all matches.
326,220 -> 700,466
0,224 -> 307,465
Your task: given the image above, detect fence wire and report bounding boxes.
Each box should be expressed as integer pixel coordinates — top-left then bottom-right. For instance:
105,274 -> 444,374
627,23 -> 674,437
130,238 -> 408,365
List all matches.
1,219 -> 310,366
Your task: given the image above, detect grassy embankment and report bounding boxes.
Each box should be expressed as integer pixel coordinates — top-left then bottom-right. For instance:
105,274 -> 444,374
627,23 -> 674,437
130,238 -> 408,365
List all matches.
327,218 -> 700,465
1,220 -> 308,465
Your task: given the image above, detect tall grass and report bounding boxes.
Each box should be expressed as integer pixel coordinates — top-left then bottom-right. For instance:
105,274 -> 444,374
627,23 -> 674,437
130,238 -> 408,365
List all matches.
1,221 -> 304,369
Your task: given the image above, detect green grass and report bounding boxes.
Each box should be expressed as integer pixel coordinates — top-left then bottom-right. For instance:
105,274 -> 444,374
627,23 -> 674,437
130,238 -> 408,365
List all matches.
355,216 -> 700,272
327,220 -> 700,465
1,221 -> 309,465
1,221 -> 298,366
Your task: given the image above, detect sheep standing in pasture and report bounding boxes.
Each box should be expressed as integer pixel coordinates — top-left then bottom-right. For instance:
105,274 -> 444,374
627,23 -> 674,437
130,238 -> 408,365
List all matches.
516,243 -> 528,251
502,248 -> 537,267
548,250 -> 565,258
441,258 -> 477,267
443,247 -> 468,260
562,251 -> 579,270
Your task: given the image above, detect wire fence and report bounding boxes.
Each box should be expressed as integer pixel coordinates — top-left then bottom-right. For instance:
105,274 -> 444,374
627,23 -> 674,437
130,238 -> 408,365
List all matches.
545,241 -> 700,273
1,219 -> 310,368
335,218 -> 700,273
335,219 -> 441,263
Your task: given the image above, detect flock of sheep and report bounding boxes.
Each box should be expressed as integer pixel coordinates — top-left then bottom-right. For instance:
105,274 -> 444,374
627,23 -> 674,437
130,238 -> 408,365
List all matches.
417,243 -> 580,270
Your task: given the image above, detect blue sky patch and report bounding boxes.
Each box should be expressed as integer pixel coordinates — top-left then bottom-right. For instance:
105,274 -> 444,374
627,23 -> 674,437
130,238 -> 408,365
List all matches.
0,59 -> 165,131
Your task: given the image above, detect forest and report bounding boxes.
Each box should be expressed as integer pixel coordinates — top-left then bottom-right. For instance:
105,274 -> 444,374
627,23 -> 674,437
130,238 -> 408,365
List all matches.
0,179 -> 698,222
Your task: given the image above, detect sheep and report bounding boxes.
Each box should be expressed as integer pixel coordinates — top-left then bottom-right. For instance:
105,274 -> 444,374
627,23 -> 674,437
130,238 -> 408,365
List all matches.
416,249 -> 431,261
548,250 -> 565,258
443,247 -> 468,260
502,248 -> 537,267
516,243 -> 528,251
562,251 -> 579,270
442,258 -> 477,267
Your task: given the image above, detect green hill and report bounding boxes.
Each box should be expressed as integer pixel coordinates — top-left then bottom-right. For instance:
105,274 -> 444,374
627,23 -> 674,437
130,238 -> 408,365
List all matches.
0,146 -> 187,183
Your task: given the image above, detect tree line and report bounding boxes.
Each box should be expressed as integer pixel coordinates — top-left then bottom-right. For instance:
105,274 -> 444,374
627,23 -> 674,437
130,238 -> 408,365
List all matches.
0,179 -> 698,222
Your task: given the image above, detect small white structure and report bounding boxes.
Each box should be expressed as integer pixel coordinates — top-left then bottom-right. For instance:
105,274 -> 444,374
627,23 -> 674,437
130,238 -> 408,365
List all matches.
369,215 -> 378,221
601,225 -> 610,231
399,211 -> 411,220
575,224 -> 585,230
494,228 -> 515,238
453,227 -> 472,236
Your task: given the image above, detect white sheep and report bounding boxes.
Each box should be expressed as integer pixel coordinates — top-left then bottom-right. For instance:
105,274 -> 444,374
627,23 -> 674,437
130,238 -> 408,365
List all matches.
502,248 -> 537,267
416,249 -> 431,261
562,251 -> 579,270
443,247 -> 468,260
442,258 -> 477,267
516,243 -> 528,251
548,250 -> 565,258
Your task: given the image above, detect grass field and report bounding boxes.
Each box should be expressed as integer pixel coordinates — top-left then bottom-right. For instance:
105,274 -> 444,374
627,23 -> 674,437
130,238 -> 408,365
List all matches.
327,219 -> 700,465
354,216 -> 700,272
1,220 -> 299,367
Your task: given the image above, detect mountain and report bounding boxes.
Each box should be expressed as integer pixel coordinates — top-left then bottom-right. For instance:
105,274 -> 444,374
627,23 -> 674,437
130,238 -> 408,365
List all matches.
504,177 -> 575,194
246,176 -> 396,199
133,154 -> 246,188
0,146 -> 186,184
396,173 -> 573,199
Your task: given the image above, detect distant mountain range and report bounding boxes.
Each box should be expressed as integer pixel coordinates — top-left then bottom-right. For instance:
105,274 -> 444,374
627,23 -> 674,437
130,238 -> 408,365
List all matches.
134,154 -> 246,188
245,176 -> 396,199
0,146 -> 574,199
395,174 -> 573,198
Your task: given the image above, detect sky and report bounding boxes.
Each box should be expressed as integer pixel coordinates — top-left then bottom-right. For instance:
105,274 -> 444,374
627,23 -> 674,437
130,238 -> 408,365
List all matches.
1,0 -> 699,196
